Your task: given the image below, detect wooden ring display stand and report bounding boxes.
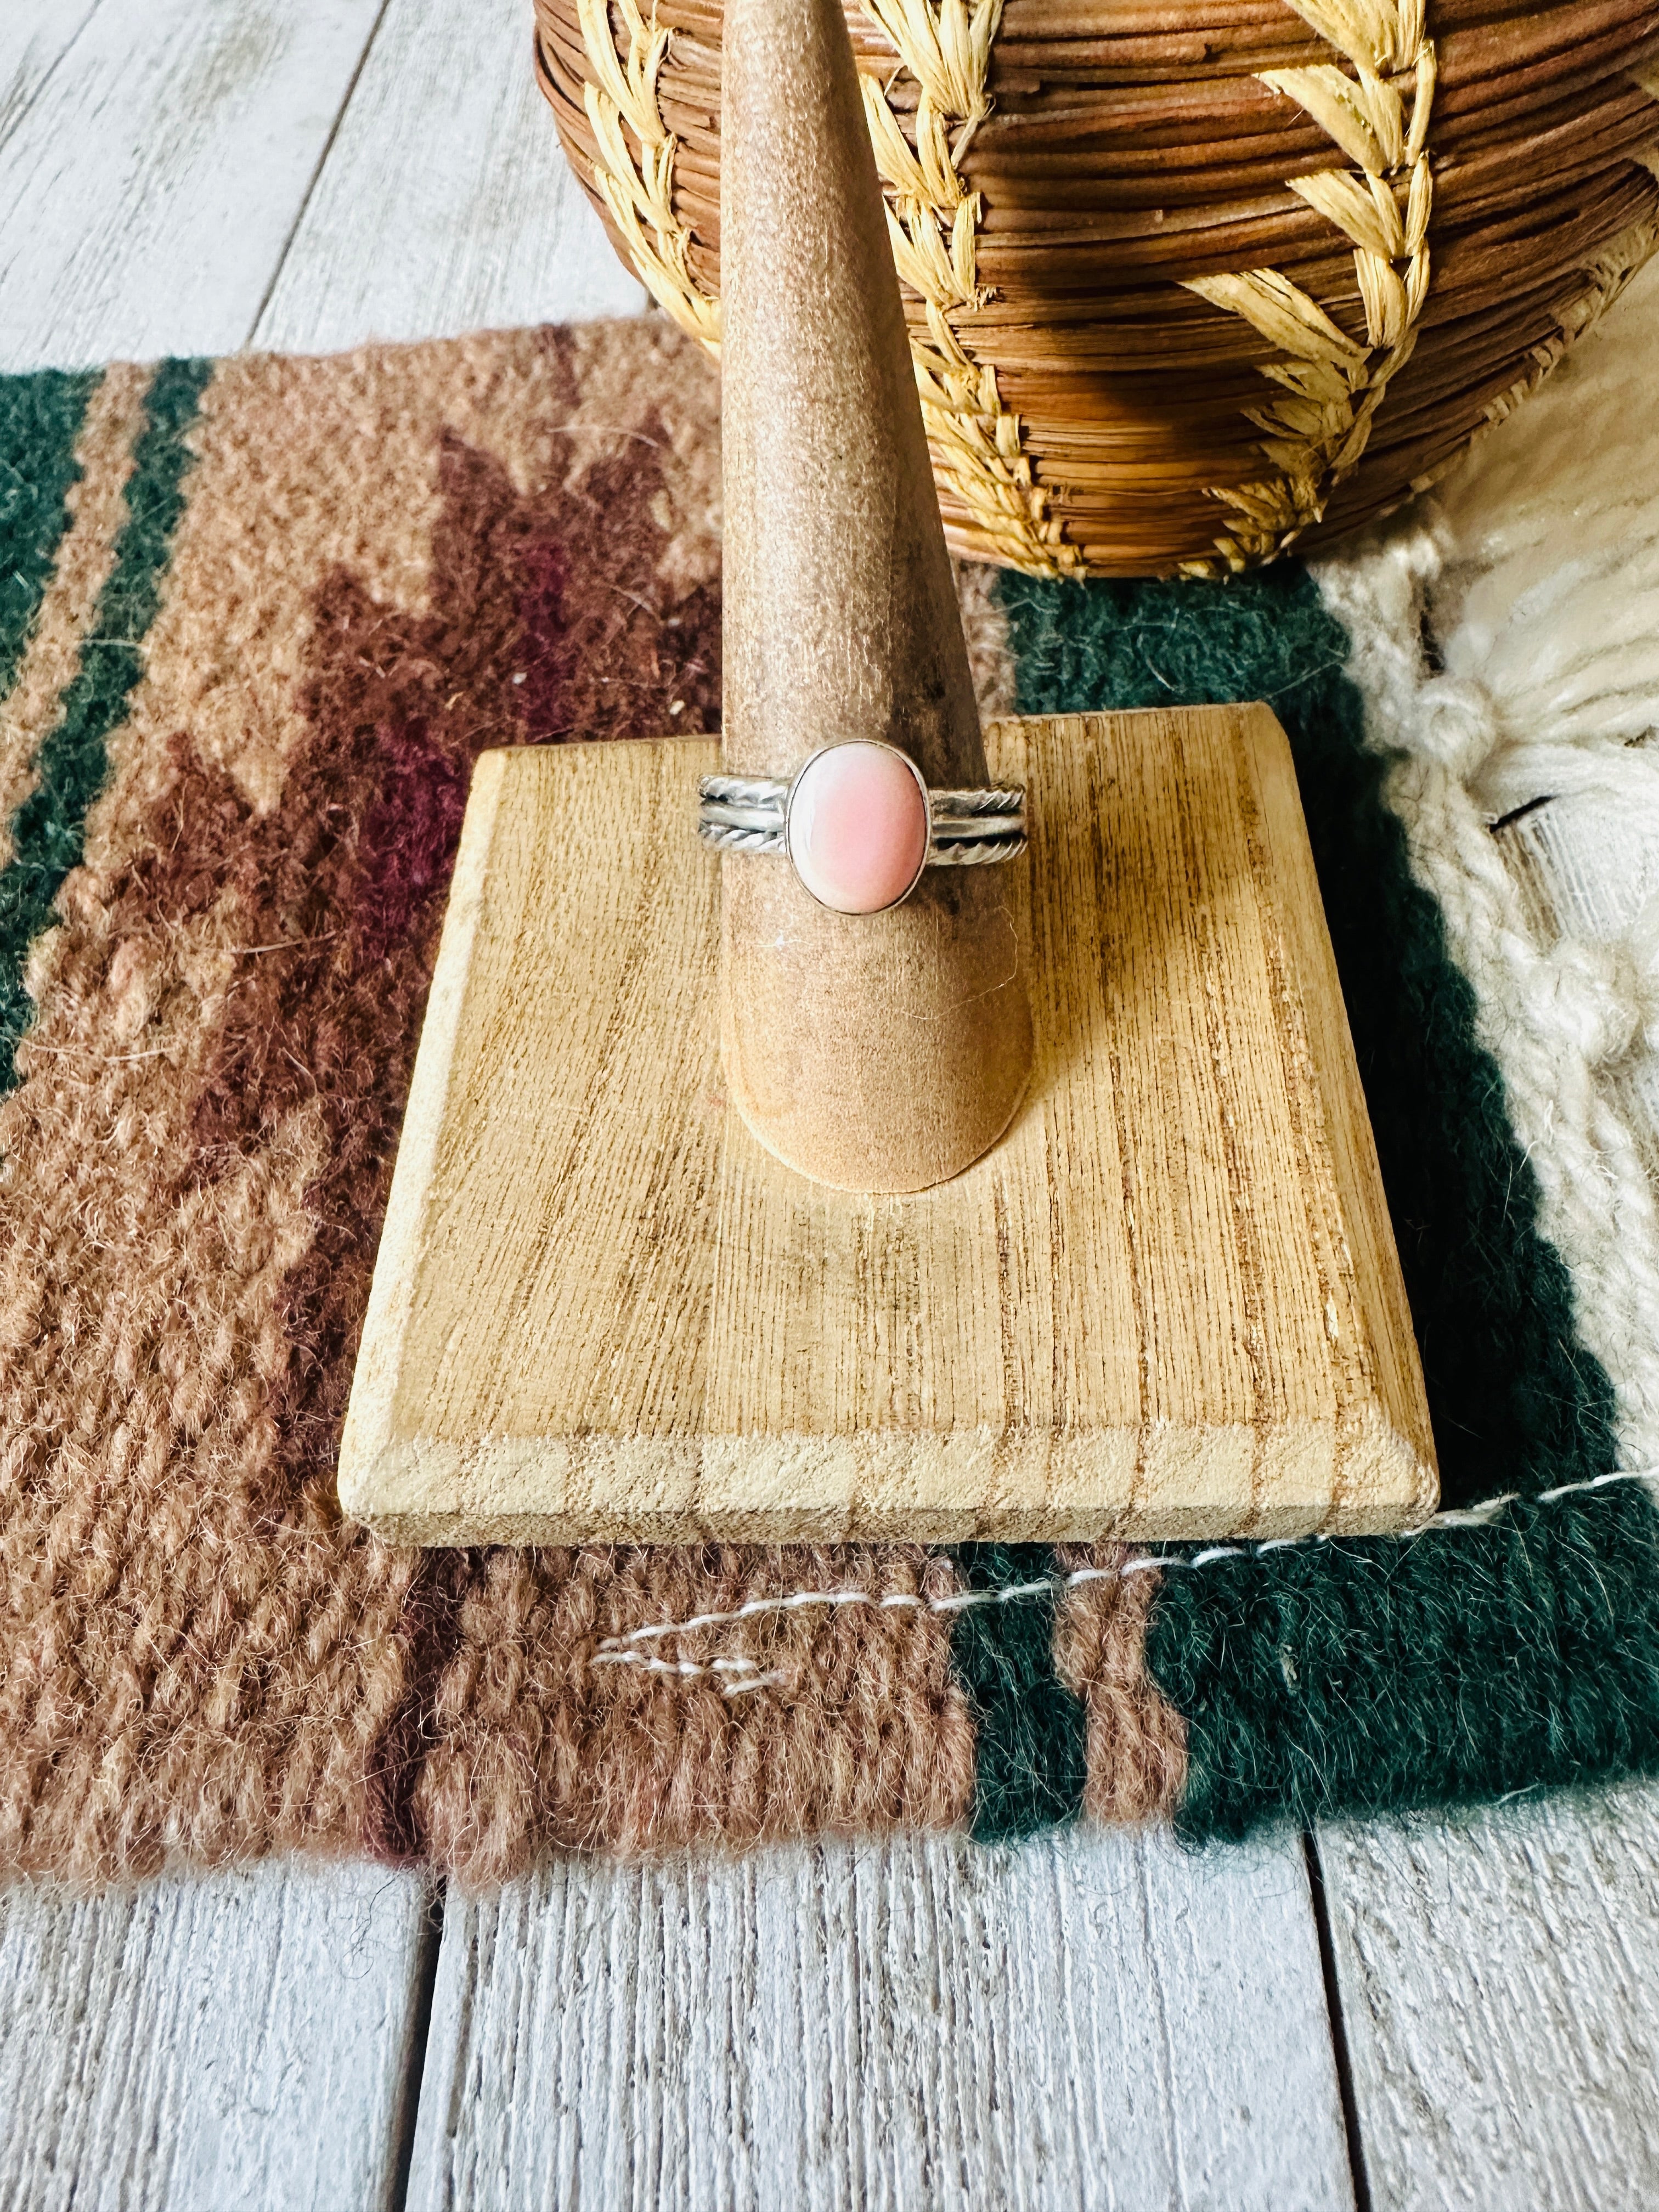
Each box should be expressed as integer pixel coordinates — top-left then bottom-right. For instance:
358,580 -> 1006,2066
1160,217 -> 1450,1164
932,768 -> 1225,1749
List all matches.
338,0 -> 1438,1547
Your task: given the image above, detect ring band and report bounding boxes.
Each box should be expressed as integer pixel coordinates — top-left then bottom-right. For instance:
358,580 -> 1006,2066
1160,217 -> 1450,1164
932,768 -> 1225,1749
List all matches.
697,741 -> 1025,915
698,779 -> 1027,861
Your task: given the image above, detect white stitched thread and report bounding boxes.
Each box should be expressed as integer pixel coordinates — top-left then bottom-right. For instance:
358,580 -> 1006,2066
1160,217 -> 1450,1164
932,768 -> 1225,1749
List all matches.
590,1464 -> 1659,1665
590,1649 -> 788,1696
594,1571 -> 1104,1654
608,1588 -> 928,1646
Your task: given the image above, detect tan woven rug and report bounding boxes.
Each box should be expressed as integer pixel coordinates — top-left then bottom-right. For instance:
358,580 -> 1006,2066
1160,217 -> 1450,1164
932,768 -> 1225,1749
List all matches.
4,308 -> 1657,1882
0,322 -> 1182,1880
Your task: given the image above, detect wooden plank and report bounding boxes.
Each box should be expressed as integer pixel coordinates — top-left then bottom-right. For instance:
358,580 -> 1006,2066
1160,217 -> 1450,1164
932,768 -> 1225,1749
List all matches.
0,0 -> 386,373
339,712 -> 1435,1548
0,3 -> 103,159
0,1858 -> 437,2212
253,0 -> 643,353
407,1825 -> 1356,2212
1318,1782 -> 1659,2210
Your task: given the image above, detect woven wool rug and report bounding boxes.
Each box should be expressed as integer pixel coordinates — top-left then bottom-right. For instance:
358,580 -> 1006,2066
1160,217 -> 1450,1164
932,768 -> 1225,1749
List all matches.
3,290 -> 1658,1884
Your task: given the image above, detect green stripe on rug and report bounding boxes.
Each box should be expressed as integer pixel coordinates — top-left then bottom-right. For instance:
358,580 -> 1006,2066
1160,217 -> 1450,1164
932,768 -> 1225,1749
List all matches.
997,563 -> 1639,1842
951,1543 -> 1086,1841
1149,1479 -> 1659,1839
0,357 -> 210,1093
0,369 -> 98,703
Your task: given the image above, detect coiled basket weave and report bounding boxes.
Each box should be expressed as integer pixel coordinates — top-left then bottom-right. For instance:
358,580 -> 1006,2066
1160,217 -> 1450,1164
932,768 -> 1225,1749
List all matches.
538,1 -> 1659,578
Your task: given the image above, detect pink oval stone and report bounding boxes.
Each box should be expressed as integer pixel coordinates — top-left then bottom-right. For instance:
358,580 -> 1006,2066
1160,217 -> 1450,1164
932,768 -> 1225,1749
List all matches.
787,743 -> 929,914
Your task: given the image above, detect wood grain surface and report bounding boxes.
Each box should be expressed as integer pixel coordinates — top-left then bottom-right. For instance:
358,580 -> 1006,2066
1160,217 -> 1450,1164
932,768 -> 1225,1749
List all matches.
341,708 -> 1435,1545
252,0 -> 642,352
0,0 -> 388,372
1318,1785 -> 1659,2210
0,4 -> 102,158
407,1826 -> 1355,2212
0,1859 -> 435,2212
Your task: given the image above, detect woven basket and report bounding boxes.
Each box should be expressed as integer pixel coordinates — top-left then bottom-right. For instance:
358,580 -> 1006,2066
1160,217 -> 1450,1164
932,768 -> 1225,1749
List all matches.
537,1 -> 1659,579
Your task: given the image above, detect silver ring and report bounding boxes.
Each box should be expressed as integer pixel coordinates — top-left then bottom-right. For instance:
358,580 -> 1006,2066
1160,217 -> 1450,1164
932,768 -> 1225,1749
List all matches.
698,740 -> 1025,915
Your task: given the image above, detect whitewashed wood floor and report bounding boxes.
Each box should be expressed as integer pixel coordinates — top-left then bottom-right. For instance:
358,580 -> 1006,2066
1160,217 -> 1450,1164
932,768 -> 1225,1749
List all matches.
3,5 -> 1659,2206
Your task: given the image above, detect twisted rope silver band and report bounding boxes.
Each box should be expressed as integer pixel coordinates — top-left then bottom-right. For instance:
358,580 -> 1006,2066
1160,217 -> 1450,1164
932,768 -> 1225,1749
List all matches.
697,773 -> 1026,866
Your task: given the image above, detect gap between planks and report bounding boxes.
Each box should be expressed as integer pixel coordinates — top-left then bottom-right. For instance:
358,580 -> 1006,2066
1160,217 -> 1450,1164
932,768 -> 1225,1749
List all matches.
0,0 -> 386,371
0,1859 -> 440,2212
403,1826 -> 1354,2212
1316,1783 -> 1659,2211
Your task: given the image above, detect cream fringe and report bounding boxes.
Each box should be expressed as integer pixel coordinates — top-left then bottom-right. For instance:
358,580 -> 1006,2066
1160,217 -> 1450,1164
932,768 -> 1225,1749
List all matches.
1312,260 -> 1659,1471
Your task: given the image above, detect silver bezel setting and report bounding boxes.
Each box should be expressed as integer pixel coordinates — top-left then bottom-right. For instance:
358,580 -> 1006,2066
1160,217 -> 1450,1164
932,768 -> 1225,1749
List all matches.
783,740 -> 933,915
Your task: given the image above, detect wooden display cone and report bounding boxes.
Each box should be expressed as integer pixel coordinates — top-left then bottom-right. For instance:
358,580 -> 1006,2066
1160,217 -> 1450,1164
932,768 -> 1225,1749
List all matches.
716,0 -> 1032,1193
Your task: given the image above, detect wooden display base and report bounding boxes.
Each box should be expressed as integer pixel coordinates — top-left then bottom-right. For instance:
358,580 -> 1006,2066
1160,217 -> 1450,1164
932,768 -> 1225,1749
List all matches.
339,708 -> 1437,1545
